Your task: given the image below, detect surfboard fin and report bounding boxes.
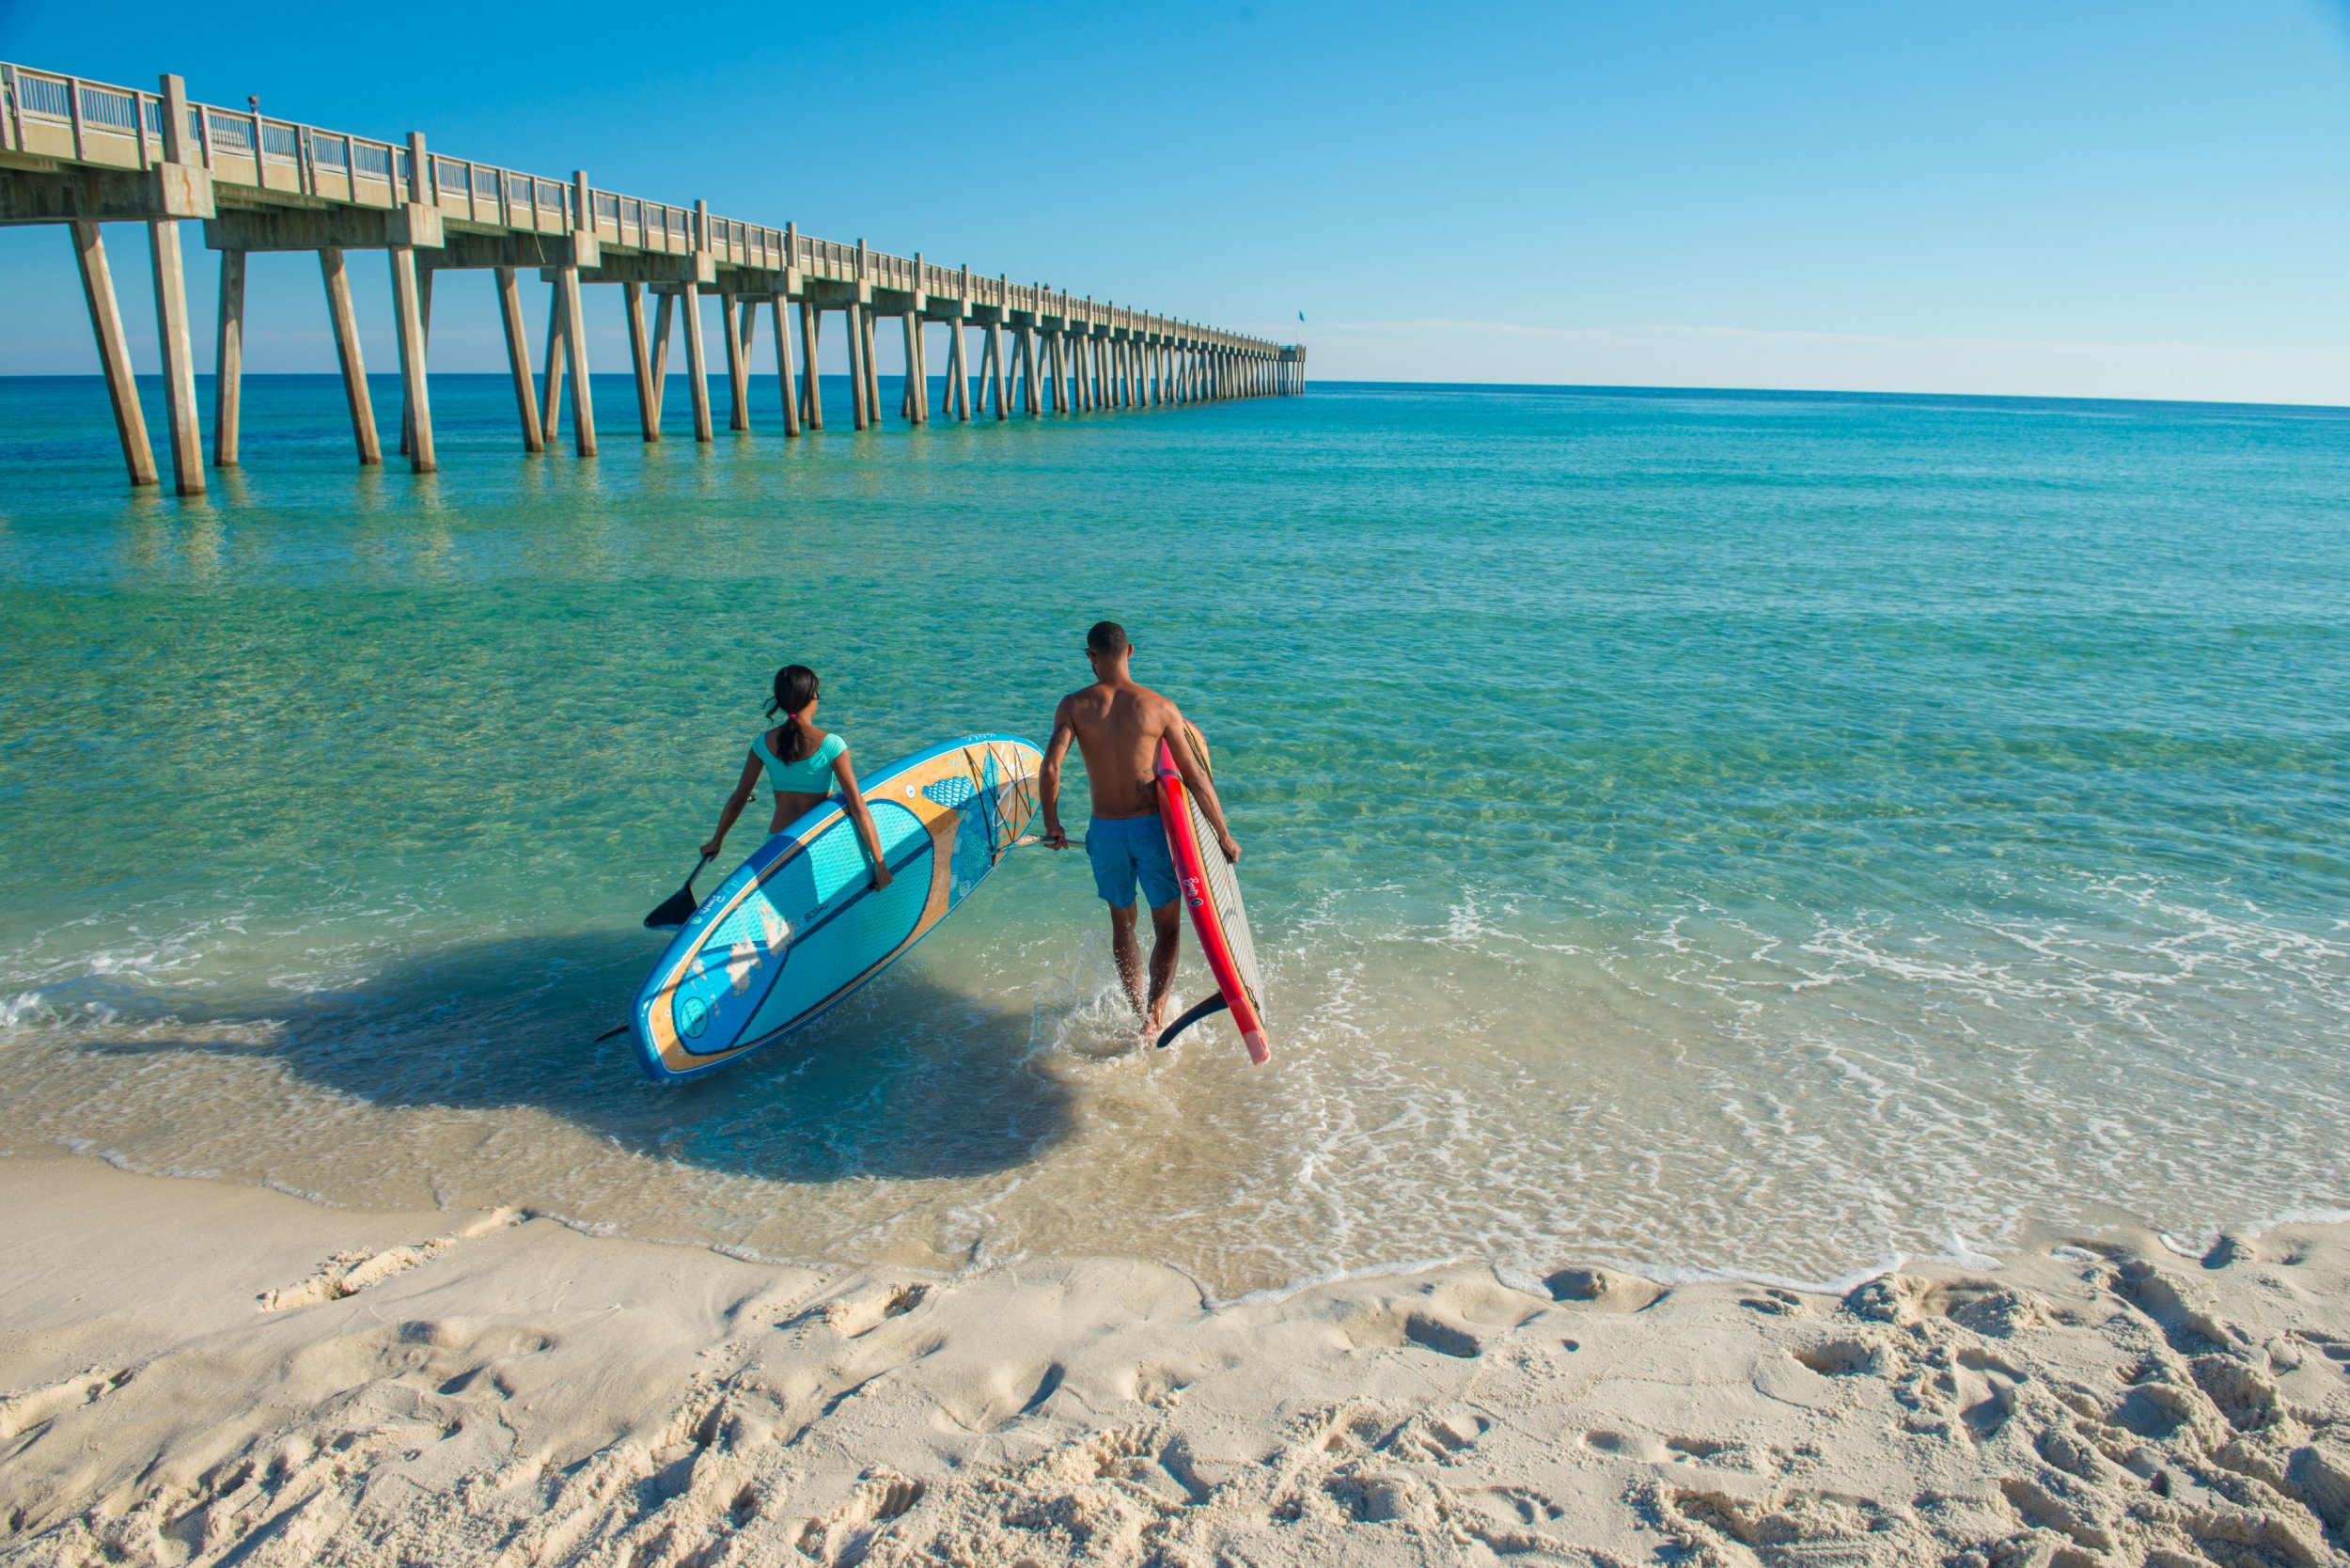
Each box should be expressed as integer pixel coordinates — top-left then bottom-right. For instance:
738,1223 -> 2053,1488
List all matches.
1155,993 -> 1230,1049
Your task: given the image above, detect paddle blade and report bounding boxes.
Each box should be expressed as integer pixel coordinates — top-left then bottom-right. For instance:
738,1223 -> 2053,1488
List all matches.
644,886 -> 700,929
644,854 -> 714,929
1155,993 -> 1230,1049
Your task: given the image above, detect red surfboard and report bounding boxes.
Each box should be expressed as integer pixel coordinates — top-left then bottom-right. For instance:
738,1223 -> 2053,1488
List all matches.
1154,729 -> 1269,1064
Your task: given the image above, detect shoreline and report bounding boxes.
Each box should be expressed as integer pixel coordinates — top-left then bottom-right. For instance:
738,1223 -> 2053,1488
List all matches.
20,1138 -> 2350,1309
6,1154 -> 2346,1566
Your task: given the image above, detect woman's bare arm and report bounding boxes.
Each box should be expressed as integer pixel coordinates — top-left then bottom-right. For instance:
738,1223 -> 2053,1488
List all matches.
701,751 -> 763,858
832,750 -> 895,889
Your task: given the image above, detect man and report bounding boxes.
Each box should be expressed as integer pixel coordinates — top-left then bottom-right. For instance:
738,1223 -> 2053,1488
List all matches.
1041,621 -> 1242,1035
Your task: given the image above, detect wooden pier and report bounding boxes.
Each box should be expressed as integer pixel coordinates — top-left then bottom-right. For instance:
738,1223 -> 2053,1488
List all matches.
0,62 -> 1308,495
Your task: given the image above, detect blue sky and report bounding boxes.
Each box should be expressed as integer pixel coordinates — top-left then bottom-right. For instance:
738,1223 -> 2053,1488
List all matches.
4,0 -> 2347,401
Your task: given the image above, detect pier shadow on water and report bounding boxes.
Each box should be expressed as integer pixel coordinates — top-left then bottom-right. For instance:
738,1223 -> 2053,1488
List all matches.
74,929 -> 1073,1185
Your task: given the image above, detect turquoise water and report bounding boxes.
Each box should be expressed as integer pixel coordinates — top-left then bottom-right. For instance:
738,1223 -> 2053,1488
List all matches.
3,372 -> 2347,1295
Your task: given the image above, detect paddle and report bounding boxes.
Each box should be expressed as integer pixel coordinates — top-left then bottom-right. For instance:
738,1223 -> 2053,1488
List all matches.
643,851 -> 715,930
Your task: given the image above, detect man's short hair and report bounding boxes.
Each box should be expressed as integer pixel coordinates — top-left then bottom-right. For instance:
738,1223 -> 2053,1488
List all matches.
1087,620 -> 1129,655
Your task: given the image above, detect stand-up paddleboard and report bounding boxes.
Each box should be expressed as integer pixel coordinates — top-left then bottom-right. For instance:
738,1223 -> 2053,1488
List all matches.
1154,726 -> 1270,1063
633,734 -> 1042,1083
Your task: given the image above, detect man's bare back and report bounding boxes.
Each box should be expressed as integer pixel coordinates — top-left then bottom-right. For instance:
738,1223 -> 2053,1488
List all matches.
1054,680 -> 1183,821
1040,644 -> 1236,861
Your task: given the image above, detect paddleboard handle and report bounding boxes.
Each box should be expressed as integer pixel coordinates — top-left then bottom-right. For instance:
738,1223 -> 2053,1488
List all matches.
1155,993 -> 1230,1050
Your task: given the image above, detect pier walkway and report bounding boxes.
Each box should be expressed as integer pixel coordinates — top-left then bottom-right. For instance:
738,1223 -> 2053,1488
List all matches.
0,61 -> 1306,494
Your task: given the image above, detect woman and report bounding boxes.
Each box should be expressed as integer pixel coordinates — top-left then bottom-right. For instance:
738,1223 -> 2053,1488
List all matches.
700,665 -> 892,890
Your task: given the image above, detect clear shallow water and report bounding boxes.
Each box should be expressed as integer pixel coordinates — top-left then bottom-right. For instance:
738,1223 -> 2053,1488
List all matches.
2,372 -> 2346,1296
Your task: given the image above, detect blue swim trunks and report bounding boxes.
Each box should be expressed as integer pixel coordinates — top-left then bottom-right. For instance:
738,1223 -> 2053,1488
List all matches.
1086,814 -> 1180,910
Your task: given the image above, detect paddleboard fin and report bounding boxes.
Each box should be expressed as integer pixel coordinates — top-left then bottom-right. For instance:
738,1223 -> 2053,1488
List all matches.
1155,993 -> 1230,1050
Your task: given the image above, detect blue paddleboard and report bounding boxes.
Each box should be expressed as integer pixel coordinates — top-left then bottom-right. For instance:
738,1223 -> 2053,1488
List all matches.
632,734 -> 1042,1082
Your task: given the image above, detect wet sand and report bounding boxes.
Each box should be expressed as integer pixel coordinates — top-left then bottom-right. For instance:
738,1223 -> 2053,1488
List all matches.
5,1155 -> 2347,1566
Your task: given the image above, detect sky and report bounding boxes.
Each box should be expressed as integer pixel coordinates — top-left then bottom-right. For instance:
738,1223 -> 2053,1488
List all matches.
3,0 -> 2347,402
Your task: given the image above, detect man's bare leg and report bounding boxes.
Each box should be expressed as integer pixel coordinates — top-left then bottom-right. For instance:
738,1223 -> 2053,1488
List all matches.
1109,903 -> 1149,1023
1146,901 -> 1182,1033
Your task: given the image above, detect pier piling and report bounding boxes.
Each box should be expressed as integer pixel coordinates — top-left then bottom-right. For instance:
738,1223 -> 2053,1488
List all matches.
719,292 -> 746,432
649,293 -> 673,429
770,290 -> 799,436
797,302 -> 822,431
682,286 -> 713,443
900,311 -> 923,424
147,216 -> 204,494
69,221 -> 157,486
397,267 -> 431,458
860,305 -> 881,424
387,243 -> 434,473
494,266 -> 543,453
540,288 -> 567,448
212,247 -> 243,467
851,303 -> 879,430
986,321 -> 1007,421
320,247 -> 382,465
624,281 -> 659,443
947,322 -> 969,421
558,260 -> 593,457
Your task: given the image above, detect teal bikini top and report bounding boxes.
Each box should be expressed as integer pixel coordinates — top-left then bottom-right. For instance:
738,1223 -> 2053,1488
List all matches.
757,728 -> 846,794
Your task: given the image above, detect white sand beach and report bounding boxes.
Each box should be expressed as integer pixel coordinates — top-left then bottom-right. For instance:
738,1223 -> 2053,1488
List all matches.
5,1155 -> 2346,1566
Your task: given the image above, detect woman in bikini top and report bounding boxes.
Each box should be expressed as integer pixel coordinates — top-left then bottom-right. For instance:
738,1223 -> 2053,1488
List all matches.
698,664 -> 892,890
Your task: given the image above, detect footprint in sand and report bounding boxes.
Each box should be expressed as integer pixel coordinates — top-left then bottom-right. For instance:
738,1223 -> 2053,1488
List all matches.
1737,1287 -> 1805,1316
1480,1485 -> 1565,1525
795,1470 -> 926,1565
1922,1281 -> 2040,1338
1339,1305 -> 1485,1359
1950,1347 -> 2025,1438
1792,1338 -> 1879,1377
1402,1313 -> 1482,1359
939,1358 -> 1073,1434
822,1282 -> 929,1340
257,1211 -> 520,1312
1132,1360 -> 1198,1405
0,1365 -> 134,1445
1542,1265 -> 1663,1312
2109,1259 -> 2251,1356
1378,1409 -> 1487,1462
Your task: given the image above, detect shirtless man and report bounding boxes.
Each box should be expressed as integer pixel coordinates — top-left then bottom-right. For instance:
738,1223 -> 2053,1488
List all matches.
1041,621 -> 1242,1034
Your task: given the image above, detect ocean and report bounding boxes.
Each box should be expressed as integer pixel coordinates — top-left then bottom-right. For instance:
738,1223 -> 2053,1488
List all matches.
3,372 -> 2346,1298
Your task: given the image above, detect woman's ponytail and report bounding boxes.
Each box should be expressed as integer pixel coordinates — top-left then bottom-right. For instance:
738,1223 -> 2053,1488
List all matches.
765,665 -> 822,761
